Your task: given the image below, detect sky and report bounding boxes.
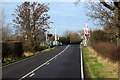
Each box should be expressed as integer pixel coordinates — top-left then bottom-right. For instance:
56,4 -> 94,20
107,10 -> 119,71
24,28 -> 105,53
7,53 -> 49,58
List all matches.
1,1 -> 99,36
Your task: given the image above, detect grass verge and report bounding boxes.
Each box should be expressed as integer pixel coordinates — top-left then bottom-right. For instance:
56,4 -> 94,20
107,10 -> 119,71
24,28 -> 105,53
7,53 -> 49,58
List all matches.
83,46 -> 118,79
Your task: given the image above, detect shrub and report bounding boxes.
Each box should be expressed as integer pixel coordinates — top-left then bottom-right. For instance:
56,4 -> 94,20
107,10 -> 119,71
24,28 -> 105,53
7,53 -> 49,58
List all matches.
2,41 -> 24,62
92,42 -> 119,62
34,45 -> 48,51
90,30 -> 111,44
59,37 -> 70,44
14,42 -> 23,57
38,46 -> 48,51
2,42 -> 9,62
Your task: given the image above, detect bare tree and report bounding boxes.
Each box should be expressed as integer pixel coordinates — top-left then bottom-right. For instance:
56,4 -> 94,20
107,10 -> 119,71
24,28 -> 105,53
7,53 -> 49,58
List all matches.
61,30 -> 82,44
2,23 -> 13,41
0,7 -> 5,41
0,7 -> 12,41
63,30 -> 71,37
76,0 -> 120,46
99,0 -> 120,46
70,31 -> 82,43
12,2 -> 51,51
85,3 -> 116,41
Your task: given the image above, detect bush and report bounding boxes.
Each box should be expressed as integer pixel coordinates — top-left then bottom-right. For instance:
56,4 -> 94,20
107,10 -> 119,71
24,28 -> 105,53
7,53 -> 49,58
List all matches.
92,42 -> 119,62
14,42 -> 23,57
59,37 -> 70,44
34,45 -> 48,51
2,41 -> 24,62
90,30 -> 111,44
2,42 -> 10,62
39,46 -> 48,51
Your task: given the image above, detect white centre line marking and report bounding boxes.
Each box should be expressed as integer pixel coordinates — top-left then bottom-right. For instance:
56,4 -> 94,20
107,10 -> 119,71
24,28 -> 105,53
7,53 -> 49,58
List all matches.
19,45 -> 69,80
29,73 -> 35,77
46,63 -> 49,65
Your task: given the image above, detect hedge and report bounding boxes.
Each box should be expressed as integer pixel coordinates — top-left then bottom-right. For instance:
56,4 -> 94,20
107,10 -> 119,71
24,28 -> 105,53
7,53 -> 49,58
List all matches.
1,41 -> 23,62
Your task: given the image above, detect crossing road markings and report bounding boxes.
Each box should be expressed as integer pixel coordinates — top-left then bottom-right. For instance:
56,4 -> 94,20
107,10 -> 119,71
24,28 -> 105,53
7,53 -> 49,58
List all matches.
19,45 -> 69,80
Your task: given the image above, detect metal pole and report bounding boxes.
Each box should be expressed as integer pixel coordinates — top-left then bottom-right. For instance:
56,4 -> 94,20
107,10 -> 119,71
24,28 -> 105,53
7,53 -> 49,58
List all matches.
54,27 -> 56,41
46,29 -> 48,42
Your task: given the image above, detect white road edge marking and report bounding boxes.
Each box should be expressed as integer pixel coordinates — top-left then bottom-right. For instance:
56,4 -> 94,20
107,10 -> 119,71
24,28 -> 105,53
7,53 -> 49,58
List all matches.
80,44 -> 84,80
19,45 -> 69,80
2,47 -> 57,68
2,50 -> 44,68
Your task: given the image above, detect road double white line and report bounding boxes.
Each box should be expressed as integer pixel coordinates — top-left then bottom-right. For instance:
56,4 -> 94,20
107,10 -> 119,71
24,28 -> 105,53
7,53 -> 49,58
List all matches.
19,45 -> 69,80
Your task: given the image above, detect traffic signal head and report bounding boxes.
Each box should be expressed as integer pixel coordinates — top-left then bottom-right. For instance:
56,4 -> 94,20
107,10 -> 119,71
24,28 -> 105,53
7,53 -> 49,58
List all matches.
47,34 -> 52,37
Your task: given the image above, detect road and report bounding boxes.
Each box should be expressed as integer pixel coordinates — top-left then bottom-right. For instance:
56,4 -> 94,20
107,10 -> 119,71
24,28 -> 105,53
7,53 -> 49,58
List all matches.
2,44 -> 81,80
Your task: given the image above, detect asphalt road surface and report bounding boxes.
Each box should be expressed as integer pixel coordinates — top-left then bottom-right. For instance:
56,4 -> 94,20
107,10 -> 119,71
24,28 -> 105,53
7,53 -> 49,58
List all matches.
2,44 -> 81,80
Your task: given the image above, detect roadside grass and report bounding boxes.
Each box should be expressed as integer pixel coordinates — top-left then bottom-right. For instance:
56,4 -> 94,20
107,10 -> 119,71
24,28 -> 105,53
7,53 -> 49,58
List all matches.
83,46 -> 118,79
1,47 -> 55,67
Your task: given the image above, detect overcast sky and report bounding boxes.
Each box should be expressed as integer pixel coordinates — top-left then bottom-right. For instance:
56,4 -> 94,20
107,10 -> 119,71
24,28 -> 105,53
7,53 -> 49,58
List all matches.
2,1 -> 99,36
